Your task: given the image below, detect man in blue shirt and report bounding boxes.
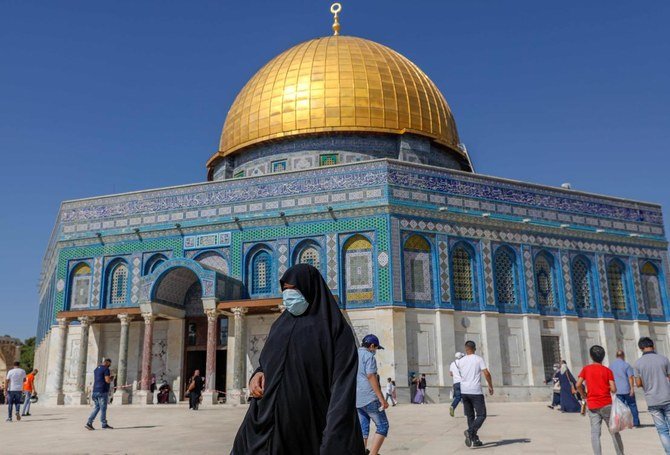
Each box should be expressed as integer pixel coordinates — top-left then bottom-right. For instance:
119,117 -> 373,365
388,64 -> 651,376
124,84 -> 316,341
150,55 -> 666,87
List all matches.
611,350 -> 640,427
356,334 -> 389,455
85,358 -> 114,430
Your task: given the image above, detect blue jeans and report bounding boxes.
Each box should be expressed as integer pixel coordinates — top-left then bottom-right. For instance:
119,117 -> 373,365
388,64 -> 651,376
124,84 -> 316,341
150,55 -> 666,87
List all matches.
87,392 -> 109,427
357,399 -> 389,438
7,391 -> 21,420
616,394 -> 640,426
648,403 -> 670,455
451,382 -> 462,409
22,392 -> 32,415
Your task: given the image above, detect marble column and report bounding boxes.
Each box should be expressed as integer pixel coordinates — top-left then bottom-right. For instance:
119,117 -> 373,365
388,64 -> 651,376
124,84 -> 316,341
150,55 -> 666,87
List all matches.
202,309 -> 220,406
64,316 -> 93,405
112,313 -> 131,405
45,318 -> 69,405
136,313 -> 155,405
228,307 -> 248,404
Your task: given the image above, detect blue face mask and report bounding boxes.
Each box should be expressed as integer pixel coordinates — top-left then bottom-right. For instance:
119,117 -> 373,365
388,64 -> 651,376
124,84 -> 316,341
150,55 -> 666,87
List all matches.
282,289 -> 309,316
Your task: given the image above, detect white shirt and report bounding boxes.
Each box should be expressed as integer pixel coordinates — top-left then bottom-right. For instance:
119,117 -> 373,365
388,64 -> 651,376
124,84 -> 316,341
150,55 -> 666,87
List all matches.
6,368 -> 26,392
457,354 -> 487,395
385,382 -> 395,394
449,361 -> 462,384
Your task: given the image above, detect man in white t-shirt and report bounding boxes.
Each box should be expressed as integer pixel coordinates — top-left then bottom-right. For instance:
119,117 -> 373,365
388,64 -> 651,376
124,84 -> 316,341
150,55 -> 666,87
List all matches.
5,361 -> 27,422
449,352 -> 465,417
457,341 -> 494,448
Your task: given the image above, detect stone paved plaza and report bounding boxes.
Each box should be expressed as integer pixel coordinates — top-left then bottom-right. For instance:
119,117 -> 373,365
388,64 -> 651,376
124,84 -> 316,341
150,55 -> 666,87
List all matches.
0,401 -> 664,454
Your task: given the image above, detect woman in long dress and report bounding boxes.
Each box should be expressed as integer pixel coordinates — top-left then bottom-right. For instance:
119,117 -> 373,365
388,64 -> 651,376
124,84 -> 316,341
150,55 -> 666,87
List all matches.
231,264 -> 366,454
557,361 -> 581,413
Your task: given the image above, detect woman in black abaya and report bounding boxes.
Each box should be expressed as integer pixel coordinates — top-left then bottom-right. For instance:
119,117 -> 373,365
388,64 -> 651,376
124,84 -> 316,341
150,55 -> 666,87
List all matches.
231,264 -> 365,455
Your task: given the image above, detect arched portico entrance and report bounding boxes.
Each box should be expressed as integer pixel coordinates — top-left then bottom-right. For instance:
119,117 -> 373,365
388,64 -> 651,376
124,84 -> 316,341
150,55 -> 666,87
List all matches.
139,258 -> 239,404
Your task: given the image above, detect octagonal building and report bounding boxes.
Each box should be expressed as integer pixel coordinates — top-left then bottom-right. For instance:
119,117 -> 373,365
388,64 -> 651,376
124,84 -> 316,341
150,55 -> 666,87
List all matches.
34,29 -> 669,405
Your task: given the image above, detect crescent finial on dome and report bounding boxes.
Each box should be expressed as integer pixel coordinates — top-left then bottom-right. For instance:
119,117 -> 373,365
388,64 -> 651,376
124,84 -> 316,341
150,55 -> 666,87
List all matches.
331,3 -> 342,36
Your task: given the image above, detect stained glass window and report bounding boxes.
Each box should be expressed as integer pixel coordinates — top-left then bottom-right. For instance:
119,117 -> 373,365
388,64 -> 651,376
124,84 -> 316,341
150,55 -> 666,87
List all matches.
535,254 -> 554,307
344,235 -> 373,302
607,261 -> 627,311
319,154 -> 339,166
298,246 -> 321,270
70,263 -> 91,309
404,235 -> 432,302
572,257 -> 592,309
494,248 -> 516,305
109,263 -> 129,306
271,160 -> 287,173
251,251 -> 272,295
452,246 -> 474,302
641,262 -> 662,313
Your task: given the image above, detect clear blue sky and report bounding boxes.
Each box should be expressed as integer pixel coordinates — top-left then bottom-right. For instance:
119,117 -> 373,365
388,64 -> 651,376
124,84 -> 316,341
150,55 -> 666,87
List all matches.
1,1 -> 668,340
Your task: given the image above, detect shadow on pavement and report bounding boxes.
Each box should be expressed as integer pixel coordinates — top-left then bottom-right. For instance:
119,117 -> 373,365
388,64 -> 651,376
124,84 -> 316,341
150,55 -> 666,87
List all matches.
22,418 -> 67,422
114,425 -> 159,430
476,438 -> 531,448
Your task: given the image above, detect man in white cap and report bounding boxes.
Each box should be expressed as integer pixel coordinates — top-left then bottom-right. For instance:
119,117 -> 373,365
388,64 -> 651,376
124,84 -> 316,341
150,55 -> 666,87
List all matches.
449,352 -> 465,417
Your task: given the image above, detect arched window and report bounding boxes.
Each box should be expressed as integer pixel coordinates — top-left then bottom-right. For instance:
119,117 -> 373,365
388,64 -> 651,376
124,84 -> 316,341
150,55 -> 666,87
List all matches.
535,253 -> 555,307
572,256 -> 592,309
403,235 -> 433,302
451,245 -> 474,303
251,250 -> 272,295
343,235 -> 373,303
196,251 -> 229,275
641,262 -> 662,313
107,261 -> 129,307
144,254 -> 167,275
494,247 -> 516,306
296,244 -> 322,271
69,263 -> 92,310
607,260 -> 627,311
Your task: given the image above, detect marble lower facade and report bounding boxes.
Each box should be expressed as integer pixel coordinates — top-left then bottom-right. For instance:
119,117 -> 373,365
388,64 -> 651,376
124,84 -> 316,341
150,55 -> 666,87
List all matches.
33,306 -> 670,405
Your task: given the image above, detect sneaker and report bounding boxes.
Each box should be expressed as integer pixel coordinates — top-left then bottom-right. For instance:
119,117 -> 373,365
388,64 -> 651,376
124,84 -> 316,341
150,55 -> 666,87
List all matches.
464,430 -> 472,448
102,425 -> 114,429
5,418 -> 11,422
449,406 -> 455,417
16,413 -> 20,421
547,405 -> 554,409
85,422 -> 95,431
25,413 -> 31,417
473,438 -> 483,447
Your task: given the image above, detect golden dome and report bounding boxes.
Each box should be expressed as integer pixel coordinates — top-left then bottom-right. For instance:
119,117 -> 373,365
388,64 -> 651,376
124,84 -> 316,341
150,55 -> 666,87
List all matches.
208,35 -> 462,168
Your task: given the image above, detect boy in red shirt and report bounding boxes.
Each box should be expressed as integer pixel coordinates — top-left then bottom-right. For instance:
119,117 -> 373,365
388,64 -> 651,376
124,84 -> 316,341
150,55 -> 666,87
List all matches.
576,345 -> 624,455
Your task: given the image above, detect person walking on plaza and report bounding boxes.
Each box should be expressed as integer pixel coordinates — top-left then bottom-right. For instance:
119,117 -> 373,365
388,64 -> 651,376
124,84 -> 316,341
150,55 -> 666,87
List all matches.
611,350 -> 640,427
356,334 -> 389,455
85,358 -> 114,430
385,377 -> 396,406
187,369 -> 204,410
5,361 -> 26,422
576,345 -> 624,455
460,341 -> 494,448
231,264 -> 365,454
634,337 -> 670,454
21,369 -> 38,417
449,352 -> 465,417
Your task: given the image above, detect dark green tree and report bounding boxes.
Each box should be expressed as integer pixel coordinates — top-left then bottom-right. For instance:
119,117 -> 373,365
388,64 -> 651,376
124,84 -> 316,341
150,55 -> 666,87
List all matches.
20,337 -> 35,372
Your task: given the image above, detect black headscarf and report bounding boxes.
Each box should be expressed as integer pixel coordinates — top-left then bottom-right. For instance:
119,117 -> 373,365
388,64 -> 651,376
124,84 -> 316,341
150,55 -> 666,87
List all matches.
231,264 -> 365,455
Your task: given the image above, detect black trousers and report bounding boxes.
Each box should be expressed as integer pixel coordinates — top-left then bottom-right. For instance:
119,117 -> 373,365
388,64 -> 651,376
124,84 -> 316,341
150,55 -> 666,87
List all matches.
189,392 -> 201,409
461,394 -> 487,437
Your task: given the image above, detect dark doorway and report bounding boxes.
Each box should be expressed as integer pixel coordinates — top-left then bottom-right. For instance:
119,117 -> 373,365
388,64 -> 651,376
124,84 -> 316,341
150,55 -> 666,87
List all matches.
185,350 -> 206,399
541,336 -> 561,382
216,350 -> 227,399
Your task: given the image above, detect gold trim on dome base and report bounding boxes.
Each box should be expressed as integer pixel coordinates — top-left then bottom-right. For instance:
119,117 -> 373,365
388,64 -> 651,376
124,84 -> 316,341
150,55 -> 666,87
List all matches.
208,35 -> 462,172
